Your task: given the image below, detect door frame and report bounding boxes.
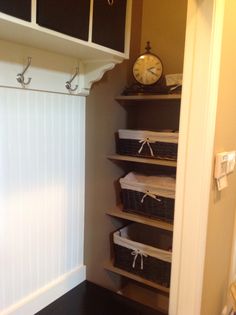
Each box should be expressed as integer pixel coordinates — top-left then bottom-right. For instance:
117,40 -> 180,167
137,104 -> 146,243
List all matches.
169,0 -> 225,314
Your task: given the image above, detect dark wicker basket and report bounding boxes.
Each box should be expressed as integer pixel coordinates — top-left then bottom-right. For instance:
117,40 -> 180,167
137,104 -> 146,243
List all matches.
114,244 -> 171,287
117,138 -> 178,160
121,189 -> 174,222
113,224 -> 172,288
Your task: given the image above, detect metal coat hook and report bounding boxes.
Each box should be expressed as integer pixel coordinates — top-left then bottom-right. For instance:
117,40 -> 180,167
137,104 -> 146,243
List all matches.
108,0 -> 114,5
16,57 -> 32,86
65,67 -> 79,92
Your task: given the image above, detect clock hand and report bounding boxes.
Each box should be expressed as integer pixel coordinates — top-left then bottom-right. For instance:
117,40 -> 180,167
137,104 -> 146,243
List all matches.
147,67 -> 155,71
147,69 -> 159,77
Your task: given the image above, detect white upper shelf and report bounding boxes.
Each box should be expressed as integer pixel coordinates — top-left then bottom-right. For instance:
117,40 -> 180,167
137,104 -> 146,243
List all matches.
0,13 -> 127,62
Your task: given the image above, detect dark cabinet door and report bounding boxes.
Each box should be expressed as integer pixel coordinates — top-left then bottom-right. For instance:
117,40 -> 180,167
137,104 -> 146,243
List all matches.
37,0 -> 90,41
92,0 -> 127,52
0,0 -> 31,21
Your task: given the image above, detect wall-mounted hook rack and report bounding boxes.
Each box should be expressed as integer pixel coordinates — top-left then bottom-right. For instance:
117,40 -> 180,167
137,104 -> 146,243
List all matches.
65,67 -> 79,93
0,40 -> 121,95
16,57 -> 32,86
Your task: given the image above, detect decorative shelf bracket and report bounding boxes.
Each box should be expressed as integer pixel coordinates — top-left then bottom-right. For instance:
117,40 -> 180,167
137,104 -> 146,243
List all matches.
77,59 -> 123,96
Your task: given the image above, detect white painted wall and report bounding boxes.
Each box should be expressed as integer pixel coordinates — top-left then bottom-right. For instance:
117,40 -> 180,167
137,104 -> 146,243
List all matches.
0,88 -> 86,314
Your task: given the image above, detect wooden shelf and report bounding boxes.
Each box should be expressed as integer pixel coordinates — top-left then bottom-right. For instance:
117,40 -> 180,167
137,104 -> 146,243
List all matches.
106,205 -> 173,231
104,260 -> 170,293
118,282 -> 169,314
107,154 -> 177,167
106,82 -> 177,310
115,94 -> 181,102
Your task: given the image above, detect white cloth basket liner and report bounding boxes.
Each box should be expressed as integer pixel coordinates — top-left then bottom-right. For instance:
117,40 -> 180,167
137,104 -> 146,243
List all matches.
120,172 -> 176,199
118,129 -> 178,144
114,224 -> 172,263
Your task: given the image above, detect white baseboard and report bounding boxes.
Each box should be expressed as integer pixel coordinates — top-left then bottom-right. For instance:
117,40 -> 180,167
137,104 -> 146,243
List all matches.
2,265 -> 86,315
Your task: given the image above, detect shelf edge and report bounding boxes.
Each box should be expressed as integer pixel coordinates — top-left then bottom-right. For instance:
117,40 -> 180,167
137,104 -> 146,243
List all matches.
115,94 -> 181,101
104,260 -> 170,293
107,154 -> 177,167
106,205 -> 173,231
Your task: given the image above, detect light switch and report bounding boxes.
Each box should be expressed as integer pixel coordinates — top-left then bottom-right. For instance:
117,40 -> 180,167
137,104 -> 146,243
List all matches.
215,152 -> 228,179
226,151 -> 236,173
214,151 -> 236,191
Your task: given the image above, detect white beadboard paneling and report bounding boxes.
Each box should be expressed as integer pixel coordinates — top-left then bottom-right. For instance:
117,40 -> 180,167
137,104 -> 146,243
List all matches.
0,87 -> 85,312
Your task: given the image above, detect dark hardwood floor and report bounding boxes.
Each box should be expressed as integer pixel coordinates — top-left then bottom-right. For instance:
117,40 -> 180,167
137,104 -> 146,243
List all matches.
36,281 -> 166,315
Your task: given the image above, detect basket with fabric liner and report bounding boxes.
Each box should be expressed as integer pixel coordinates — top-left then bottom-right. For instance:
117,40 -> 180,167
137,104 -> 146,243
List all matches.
117,129 -> 178,160
120,172 -> 175,222
113,223 -> 172,287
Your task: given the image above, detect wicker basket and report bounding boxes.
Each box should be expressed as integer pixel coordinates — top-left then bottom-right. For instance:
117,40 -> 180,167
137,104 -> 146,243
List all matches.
113,223 -> 172,287
117,129 -> 178,160
120,172 -> 175,222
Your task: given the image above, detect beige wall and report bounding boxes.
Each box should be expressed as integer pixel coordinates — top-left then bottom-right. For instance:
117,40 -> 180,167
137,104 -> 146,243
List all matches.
127,0 -> 143,84
85,63 -> 127,290
84,0 -> 188,292
84,1 -> 236,312
141,0 -> 187,74
84,0 -> 143,290
201,1 -> 236,314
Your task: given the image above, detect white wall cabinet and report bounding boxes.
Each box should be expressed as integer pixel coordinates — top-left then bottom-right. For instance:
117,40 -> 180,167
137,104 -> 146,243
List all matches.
0,0 -> 131,59
0,0 -> 132,95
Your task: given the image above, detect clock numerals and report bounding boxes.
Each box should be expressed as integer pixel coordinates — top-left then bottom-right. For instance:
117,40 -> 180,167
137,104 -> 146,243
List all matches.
133,52 -> 163,86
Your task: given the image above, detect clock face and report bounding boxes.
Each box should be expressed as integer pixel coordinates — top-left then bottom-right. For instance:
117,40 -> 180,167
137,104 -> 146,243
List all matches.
133,53 -> 163,86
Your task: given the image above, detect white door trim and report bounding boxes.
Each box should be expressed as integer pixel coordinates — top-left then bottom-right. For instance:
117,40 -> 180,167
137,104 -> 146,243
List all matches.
169,0 -> 225,314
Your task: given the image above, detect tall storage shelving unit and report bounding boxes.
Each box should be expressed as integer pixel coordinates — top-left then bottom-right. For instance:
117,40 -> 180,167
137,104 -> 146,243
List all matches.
104,93 -> 181,314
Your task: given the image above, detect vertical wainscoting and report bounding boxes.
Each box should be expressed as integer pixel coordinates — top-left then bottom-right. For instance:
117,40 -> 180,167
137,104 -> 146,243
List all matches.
0,87 -> 86,314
